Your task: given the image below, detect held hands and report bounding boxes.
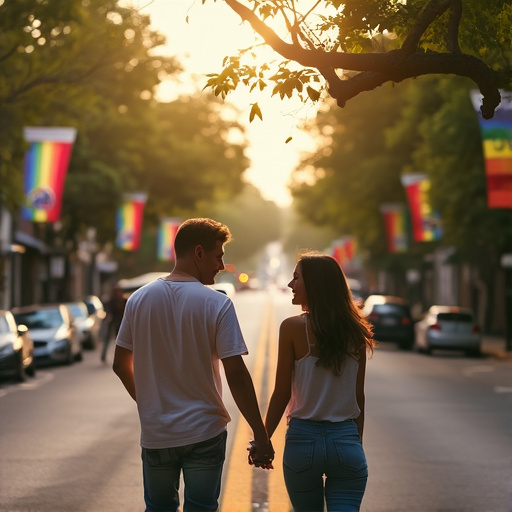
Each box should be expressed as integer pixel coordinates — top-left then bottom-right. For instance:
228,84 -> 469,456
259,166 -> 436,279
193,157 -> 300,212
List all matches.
247,439 -> 274,470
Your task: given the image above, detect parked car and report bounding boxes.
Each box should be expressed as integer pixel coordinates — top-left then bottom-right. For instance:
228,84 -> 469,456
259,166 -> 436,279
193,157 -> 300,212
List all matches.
208,282 -> 236,298
415,305 -> 481,356
84,295 -> 106,349
12,304 -> 83,366
66,300 -> 100,350
0,310 -> 36,381
362,295 -> 415,350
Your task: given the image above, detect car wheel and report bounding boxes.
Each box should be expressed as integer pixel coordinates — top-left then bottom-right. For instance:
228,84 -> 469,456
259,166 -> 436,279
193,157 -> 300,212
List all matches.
65,345 -> 74,365
399,339 -> 414,351
75,347 -> 83,362
466,347 -> 481,358
83,335 -> 95,350
26,358 -> 36,378
14,353 -> 26,382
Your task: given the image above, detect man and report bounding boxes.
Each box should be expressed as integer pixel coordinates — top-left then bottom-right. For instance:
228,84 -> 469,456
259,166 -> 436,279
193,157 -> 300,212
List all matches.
113,218 -> 273,512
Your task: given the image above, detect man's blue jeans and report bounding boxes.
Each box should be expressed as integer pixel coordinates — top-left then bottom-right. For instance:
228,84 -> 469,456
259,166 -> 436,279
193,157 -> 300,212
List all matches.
283,418 -> 368,512
141,430 -> 227,512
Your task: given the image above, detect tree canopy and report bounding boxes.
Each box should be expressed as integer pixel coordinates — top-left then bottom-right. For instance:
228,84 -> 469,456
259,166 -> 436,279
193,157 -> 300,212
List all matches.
205,0 -> 512,120
1,0 -> 249,248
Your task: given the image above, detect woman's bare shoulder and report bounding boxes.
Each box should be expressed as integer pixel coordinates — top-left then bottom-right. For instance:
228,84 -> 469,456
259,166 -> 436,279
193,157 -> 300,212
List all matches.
281,314 -> 305,327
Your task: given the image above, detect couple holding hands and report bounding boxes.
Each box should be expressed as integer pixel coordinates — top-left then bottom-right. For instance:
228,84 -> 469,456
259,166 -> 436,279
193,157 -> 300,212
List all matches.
113,218 -> 374,512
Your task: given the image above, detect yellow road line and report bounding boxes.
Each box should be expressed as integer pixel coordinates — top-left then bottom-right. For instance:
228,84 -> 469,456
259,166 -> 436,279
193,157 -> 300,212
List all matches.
221,298 -> 271,511
266,297 -> 291,511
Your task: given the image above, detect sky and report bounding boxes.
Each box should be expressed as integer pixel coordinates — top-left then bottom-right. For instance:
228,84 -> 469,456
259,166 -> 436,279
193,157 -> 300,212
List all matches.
121,0 -> 319,207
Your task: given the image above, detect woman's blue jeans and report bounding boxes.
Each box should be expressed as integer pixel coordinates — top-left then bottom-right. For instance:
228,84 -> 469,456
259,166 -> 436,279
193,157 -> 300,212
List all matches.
283,418 -> 368,512
141,430 -> 227,512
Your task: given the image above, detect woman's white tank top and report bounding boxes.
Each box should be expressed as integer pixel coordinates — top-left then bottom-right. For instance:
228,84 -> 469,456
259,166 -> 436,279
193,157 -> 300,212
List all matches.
285,314 -> 361,422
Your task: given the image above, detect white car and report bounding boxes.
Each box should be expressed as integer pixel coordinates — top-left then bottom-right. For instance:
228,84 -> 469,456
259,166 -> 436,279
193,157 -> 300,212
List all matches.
12,304 -> 83,366
415,305 -> 481,357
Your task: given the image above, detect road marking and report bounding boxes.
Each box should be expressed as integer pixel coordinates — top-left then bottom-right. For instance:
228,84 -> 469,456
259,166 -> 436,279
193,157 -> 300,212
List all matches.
221,297 -> 291,511
463,365 -> 494,376
266,297 -> 290,511
221,298 -> 271,511
495,386 -> 512,393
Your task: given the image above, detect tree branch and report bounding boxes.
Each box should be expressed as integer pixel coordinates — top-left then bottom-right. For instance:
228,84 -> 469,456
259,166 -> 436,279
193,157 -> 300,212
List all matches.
224,0 -> 501,118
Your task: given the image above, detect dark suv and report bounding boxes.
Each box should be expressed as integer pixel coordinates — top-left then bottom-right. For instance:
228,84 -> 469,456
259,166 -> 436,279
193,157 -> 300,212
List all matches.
362,295 -> 415,350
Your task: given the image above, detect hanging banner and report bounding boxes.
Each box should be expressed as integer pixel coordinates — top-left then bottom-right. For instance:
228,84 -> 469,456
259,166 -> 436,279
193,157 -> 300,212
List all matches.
332,237 -> 357,270
22,126 -> 77,223
401,174 -> 442,242
116,193 -> 147,251
470,90 -> 512,208
157,217 -> 182,261
379,203 -> 408,253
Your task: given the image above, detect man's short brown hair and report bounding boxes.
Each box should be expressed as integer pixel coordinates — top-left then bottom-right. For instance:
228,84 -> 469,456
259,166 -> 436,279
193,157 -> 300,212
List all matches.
174,218 -> 232,258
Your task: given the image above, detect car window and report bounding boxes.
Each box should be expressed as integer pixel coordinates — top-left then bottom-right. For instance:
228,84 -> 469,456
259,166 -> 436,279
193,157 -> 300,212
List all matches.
68,304 -> 87,318
14,309 -> 62,329
0,315 -> 10,334
373,304 -> 410,316
437,312 -> 473,322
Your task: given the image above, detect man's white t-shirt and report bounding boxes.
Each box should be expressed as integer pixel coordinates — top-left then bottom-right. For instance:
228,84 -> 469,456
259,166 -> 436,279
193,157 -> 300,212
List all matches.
116,278 -> 248,449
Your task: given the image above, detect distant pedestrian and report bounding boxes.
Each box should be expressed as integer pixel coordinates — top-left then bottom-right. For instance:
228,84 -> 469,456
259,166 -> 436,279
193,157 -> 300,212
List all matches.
263,251 -> 375,511
112,218 -> 273,512
100,285 -> 126,362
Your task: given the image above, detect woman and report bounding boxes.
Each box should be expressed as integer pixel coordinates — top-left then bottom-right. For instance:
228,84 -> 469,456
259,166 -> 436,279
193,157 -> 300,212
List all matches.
264,252 -> 374,512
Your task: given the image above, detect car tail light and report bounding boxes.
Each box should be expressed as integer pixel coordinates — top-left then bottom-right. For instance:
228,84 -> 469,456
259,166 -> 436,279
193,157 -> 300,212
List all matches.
368,313 -> 379,322
401,317 -> 411,325
429,323 -> 441,331
472,325 -> 480,333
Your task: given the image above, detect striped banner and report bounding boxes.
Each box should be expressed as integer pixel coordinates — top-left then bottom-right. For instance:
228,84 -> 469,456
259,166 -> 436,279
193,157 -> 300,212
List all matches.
470,90 -> 512,208
157,218 -> 181,261
116,193 -> 147,251
22,127 -> 77,223
401,174 -> 442,242
379,203 -> 408,253
332,237 -> 357,270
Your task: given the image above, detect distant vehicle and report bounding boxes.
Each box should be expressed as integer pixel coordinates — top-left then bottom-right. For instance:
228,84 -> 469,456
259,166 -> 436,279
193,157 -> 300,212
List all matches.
208,282 -> 236,298
12,304 -> 83,366
362,295 -> 415,350
347,278 -> 364,302
84,295 -> 106,349
118,272 -> 168,294
66,301 -> 99,350
415,305 -> 481,357
0,310 -> 36,382
118,272 -> 237,300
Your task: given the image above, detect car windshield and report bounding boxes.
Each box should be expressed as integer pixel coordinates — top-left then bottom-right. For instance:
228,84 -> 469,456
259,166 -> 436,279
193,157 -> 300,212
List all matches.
373,304 -> 410,316
85,302 -> 95,315
67,304 -> 87,318
14,309 -> 63,329
0,315 -> 10,334
437,312 -> 473,323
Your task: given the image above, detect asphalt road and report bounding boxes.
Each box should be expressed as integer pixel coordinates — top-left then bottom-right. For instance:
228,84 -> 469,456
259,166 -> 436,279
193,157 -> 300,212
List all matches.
0,288 -> 510,511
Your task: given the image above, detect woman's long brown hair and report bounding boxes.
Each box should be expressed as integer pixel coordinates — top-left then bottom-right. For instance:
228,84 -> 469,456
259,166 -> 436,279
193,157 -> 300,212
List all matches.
299,252 -> 374,375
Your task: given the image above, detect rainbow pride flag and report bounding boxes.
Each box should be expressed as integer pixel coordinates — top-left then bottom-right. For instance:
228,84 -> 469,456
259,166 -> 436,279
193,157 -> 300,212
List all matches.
116,193 -> 147,251
470,90 -> 512,208
401,174 -> 442,242
379,203 -> 408,253
332,237 -> 357,270
157,218 -> 181,261
22,127 -> 77,222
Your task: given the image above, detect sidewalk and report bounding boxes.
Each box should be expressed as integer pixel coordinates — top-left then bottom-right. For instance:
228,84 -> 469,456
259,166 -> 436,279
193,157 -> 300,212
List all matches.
482,335 -> 512,361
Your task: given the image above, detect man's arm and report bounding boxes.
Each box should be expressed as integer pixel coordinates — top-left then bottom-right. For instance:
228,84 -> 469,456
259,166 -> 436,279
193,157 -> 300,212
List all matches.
222,355 -> 274,463
112,345 -> 136,401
